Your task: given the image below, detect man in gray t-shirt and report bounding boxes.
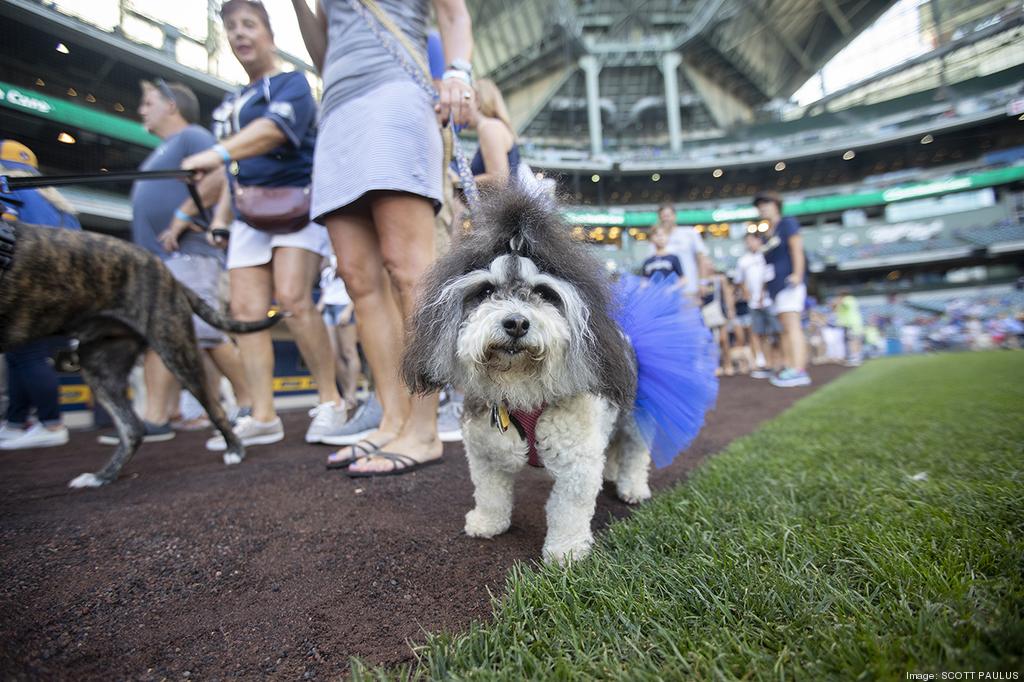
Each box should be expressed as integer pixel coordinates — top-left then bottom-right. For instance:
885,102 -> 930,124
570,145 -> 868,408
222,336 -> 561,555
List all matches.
111,79 -> 252,440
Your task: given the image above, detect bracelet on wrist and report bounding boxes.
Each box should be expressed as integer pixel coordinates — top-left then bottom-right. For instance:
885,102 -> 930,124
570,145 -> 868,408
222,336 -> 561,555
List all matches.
174,208 -> 192,223
211,143 -> 232,165
442,69 -> 472,85
448,59 -> 473,77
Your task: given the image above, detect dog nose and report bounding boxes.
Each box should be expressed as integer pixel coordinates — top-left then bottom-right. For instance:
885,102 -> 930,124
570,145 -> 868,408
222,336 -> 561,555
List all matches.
502,314 -> 530,338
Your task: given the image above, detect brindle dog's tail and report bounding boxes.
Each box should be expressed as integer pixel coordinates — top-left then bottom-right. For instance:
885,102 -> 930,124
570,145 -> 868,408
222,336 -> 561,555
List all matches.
181,287 -> 283,334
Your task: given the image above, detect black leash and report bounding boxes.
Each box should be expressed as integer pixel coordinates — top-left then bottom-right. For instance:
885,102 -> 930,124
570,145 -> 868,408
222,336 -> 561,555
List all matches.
0,169 -> 214,230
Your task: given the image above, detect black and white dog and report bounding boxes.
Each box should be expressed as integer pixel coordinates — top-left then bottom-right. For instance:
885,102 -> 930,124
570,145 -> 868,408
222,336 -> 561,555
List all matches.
403,190 -> 658,563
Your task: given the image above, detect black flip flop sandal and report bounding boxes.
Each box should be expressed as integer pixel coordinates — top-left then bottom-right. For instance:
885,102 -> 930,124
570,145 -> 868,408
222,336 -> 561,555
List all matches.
325,438 -> 384,470
344,452 -> 443,478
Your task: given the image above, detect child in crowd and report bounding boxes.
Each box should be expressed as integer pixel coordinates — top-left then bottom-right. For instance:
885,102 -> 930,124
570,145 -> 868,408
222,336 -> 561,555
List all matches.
642,225 -> 684,281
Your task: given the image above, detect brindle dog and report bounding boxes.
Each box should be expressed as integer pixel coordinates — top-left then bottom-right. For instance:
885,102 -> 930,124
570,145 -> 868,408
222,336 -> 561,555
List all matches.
0,221 -> 280,488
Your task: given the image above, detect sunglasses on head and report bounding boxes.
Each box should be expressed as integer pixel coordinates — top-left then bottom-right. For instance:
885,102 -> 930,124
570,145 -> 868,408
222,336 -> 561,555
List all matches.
154,78 -> 177,105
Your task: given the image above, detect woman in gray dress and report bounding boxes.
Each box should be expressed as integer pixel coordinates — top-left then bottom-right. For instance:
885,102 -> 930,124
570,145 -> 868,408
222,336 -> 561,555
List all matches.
292,0 -> 473,476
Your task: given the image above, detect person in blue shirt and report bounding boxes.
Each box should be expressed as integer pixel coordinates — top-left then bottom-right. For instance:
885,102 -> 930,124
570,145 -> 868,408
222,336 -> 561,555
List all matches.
0,140 -> 79,451
753,190 -> 811,388
182,0 -> 347,451
642,225 -> 684,280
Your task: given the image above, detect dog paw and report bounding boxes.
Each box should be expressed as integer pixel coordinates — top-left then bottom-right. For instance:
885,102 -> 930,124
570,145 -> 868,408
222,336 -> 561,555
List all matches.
542,537 -> 593,564
223,452 -> 243,466
68,473 -> 106,489
464,509 -> 510,538
616,482 -> 651,505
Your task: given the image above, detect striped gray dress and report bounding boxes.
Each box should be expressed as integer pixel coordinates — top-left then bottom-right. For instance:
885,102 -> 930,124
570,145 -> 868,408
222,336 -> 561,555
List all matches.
311,0 -> 442,223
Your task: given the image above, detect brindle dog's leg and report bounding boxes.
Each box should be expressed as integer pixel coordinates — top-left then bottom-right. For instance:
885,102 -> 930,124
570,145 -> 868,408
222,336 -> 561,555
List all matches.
148,315 -> 245,466
68,337 -> 145,488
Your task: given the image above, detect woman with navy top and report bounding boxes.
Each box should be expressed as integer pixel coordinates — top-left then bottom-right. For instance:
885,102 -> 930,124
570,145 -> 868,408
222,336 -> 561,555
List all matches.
292,0 -> 473,477
182,0 -> 348,451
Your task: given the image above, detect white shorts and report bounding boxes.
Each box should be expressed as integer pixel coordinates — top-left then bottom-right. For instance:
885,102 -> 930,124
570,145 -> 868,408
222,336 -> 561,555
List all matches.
771,283 -> 807,315
226,219 -> 330,270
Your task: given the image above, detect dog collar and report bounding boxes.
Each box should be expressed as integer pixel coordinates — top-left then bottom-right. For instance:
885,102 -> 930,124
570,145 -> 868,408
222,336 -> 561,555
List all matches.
491,402 -> 547,467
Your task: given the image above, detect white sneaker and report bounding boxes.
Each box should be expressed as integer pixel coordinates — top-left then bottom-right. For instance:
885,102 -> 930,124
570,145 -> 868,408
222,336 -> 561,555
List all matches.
437,399 -> 463,443
205,416 -> 284,451
0,423 -> 69,450
0,422 -> 28,442
305,401 -> 349,444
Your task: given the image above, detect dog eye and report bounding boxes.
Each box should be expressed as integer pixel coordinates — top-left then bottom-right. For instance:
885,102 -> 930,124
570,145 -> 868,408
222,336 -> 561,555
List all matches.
533,284 -> 561,306
467,283 -> 495,303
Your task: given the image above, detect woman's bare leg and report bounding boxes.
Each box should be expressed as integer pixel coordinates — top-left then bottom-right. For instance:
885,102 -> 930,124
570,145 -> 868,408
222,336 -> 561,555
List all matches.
271,247 -> 343,408
228,265 -> 276,422
347,193 -> 441,473
326,210 -> 406,447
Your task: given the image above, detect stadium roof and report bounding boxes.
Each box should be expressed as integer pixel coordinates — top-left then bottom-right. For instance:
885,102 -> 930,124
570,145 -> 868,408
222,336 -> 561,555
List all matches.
468,0 -> 894,151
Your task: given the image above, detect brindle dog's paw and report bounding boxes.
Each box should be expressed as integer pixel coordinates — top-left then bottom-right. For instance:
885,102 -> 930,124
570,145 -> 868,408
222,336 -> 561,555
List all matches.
68,473 -> 108,489
223,452 -> 243,466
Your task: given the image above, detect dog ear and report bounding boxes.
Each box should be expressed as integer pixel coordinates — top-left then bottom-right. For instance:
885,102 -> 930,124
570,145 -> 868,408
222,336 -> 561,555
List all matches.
401,269 -> 460,395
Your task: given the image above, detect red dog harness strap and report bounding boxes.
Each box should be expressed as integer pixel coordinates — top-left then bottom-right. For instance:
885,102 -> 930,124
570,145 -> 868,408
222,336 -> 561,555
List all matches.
509,405 -> 546,467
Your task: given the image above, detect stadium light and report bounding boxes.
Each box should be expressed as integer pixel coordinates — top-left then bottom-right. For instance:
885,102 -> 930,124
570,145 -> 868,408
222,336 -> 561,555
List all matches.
591,174 -> 600,182
712,168 -> 724,178
774,161 -> 786,171
920,134 -> 934,144
651,173 -> 661,182
57,132 -> 76,144
56,43 -> 70,54
842,150 -> 856,160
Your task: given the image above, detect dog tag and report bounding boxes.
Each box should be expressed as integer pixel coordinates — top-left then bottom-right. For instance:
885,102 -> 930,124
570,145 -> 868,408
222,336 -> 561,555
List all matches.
491,403 -> 511,433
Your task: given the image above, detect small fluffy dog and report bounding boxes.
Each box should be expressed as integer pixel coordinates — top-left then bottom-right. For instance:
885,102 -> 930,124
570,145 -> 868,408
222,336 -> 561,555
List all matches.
404,190 -> 716,563
0,220 -> 280,488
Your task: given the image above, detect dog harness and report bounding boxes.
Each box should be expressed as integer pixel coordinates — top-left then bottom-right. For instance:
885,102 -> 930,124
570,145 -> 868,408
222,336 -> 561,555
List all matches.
493,402 -> 547,467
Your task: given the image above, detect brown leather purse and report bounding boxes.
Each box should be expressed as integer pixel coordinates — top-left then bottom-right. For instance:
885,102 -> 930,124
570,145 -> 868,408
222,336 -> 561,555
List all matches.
233,182 -> 311,235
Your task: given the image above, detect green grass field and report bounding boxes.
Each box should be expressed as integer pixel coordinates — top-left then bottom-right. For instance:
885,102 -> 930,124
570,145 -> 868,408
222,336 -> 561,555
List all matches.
360,352 -> 1024,681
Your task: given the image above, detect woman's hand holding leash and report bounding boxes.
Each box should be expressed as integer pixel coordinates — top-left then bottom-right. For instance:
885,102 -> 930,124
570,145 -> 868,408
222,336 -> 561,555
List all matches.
181,144 -> 230,183
158,215 -> 200,253
436,76 -> 473,127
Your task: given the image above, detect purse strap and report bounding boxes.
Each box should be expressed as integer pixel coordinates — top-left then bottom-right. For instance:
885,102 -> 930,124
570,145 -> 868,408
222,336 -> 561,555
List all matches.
349,0 -> 479,212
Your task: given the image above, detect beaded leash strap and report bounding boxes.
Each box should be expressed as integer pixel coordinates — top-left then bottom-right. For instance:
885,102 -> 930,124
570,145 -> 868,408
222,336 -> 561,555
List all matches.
348,0 -> 481,213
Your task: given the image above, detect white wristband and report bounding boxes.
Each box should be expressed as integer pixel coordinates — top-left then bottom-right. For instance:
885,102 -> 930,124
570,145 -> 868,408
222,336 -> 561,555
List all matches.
442,69 -> 472,85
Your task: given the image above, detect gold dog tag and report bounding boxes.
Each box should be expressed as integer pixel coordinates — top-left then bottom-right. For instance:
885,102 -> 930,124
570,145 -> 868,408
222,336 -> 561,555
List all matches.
491,403 -> 511,433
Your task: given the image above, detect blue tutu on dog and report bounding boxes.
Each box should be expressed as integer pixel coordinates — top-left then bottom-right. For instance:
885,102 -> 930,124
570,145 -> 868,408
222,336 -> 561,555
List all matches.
613,273 -> 719,468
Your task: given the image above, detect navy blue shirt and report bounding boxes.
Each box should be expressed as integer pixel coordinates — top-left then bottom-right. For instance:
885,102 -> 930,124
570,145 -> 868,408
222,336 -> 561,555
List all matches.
763,216 -> 805,297
1,185 -> 80,230
211,71 -> 316,188
642,253 -> 683,279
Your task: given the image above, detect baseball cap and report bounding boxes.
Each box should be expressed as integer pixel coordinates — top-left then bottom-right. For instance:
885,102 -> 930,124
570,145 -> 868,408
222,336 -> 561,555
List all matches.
0,140 -> 39,173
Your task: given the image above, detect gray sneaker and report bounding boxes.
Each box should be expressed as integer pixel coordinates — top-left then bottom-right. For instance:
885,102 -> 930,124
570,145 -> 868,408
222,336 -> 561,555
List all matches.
305,401 -> 349,443
97,420 -> 175,445
205,416 -> 284,451
320,394 -> 382,446
437,399 -> 463,443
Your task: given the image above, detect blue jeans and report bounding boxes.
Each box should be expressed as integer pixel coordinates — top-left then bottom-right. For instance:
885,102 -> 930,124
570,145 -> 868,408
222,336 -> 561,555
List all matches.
5,338 -> 62,427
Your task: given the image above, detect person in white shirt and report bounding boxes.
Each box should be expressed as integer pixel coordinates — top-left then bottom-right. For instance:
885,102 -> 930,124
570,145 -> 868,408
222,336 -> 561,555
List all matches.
734,232 -> 778,377
654,202 -> 711,301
